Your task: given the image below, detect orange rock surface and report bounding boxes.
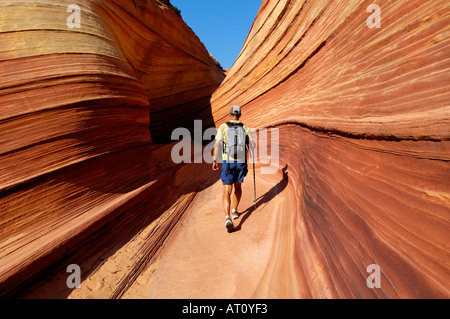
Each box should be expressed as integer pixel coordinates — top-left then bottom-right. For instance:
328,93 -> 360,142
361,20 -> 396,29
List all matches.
208,0 -> 450,298
1,0 -> 449,299
0,0 -> 224,296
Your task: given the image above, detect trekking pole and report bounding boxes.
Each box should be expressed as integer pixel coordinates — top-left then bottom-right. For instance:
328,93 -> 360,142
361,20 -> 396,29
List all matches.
252,145 -> 257,211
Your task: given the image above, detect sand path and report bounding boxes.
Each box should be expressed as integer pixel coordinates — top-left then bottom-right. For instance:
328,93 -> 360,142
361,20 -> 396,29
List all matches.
127,168 -> 289,299
23,166 -> 293,299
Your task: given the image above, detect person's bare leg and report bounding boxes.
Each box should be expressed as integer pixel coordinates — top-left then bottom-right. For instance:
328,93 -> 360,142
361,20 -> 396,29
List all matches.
231,182 -> 242,212
223,184 -> 233,218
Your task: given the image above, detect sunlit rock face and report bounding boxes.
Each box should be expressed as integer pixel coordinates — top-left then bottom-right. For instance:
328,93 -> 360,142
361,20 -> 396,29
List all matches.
0,0 -> 224,296
1,0 -> 448,299
210,0 -> 450,298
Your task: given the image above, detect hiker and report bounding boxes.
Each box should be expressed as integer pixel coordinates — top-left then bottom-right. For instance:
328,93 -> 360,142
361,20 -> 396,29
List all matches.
212,105 -> 256,232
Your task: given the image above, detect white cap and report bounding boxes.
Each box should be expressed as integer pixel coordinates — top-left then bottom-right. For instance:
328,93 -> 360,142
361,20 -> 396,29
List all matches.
230,105 -> 241,115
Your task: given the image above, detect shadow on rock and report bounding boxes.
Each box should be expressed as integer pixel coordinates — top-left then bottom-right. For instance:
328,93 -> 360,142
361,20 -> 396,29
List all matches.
234,164 -> 289,231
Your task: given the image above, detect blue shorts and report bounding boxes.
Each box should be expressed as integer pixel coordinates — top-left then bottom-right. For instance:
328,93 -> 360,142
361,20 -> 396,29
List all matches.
220,161 -> 248,185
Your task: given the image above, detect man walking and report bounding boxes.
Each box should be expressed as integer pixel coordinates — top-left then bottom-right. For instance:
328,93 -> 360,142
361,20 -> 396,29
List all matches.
212,105 -> 255,232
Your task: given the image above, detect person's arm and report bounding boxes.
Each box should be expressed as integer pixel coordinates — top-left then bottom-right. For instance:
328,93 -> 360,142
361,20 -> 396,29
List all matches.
246,139 -> 256,163
212,139 -> 221,171
212,125 -> 224,171
245,126 -> 256,159
249,139 -> 256,151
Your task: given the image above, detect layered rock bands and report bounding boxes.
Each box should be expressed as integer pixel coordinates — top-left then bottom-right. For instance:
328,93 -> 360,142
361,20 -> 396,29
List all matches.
0,0 -> 224,296
0,0 -> 449,299
210,0 -> 450,298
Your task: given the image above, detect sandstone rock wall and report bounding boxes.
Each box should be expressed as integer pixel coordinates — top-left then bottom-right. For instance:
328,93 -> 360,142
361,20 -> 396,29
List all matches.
1,0 -> 448,299
0,0 -> 224,295
211,0 -> 449,298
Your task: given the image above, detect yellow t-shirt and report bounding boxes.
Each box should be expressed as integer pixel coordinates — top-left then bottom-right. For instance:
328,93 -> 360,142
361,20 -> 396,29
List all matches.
215,120 -> 253,161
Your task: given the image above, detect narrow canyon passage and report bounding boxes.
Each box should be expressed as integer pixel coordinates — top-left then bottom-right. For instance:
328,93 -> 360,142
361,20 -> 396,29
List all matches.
21,160 -> 295,298
1,0 -> 448,299
22,125 -> 449,299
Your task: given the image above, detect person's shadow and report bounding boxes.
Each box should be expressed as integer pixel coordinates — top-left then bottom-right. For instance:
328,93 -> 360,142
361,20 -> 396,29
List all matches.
234,164 -> 289,231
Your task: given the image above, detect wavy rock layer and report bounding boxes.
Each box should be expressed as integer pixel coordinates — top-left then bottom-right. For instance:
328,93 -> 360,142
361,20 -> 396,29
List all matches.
1,0 -> 449,299
0,0 -> 224,296
210,0 -> 450,298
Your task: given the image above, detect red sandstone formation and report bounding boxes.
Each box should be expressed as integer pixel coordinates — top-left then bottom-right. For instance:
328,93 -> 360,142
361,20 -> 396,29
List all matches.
0,0 -> 223,297
208,0 -> 450,298
1,0 -> 449,299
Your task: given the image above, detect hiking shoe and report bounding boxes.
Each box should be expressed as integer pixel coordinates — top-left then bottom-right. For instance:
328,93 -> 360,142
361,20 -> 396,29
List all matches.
225,217 -> 234,233
231,210 -> 239,220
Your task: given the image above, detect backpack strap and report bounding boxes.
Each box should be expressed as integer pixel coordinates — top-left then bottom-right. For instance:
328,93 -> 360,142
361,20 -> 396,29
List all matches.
226,121 -> 244,127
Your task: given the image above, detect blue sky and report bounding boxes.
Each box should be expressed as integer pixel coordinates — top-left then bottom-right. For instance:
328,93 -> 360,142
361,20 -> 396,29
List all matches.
170,0 -> 261,70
